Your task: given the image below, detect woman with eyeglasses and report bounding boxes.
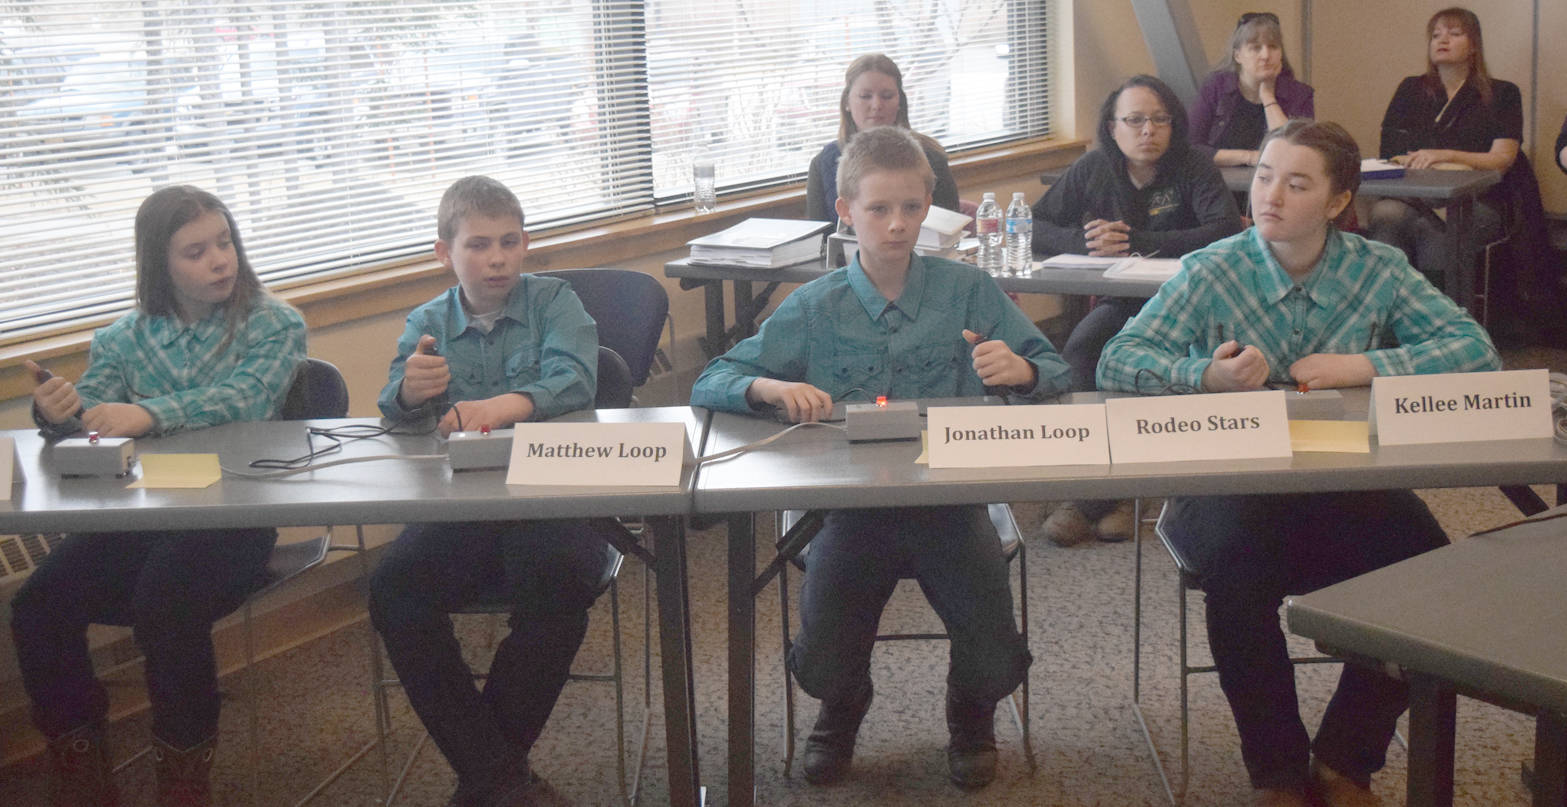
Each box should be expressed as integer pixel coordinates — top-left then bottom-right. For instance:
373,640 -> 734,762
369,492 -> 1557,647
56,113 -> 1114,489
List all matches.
805,53 -> 959,226
1031,74 -> 1243,546
1190,12 -> 1315,168
1367,7 -> 1520,292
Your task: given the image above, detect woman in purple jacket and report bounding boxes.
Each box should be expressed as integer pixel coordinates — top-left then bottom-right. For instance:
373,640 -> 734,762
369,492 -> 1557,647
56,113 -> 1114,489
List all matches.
1189,12 -> 1315,168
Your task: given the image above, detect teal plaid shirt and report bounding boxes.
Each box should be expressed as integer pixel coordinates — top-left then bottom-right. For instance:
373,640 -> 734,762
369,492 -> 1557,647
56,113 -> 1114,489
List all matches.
691,254 -> 1071,412
49,296 -> 306,435
1098,228 -> 1500,393
378,276 -> 598,421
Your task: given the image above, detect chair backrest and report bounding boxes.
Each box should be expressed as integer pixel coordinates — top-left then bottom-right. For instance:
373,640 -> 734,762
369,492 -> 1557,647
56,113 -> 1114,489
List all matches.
281,358 -> 350,420
595,346 -> 634,409
534,268 -> 669,387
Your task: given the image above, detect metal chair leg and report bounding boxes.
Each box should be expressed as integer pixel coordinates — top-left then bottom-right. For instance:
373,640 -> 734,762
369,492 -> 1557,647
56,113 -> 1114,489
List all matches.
358,525 -> 395,803
610,577 -> 629,805
245,597 -> 262,807
780,558 -> 797,776
1130,498 -> 1181,806
1016,538 -> 1034,770
1177,566 -> 1190,802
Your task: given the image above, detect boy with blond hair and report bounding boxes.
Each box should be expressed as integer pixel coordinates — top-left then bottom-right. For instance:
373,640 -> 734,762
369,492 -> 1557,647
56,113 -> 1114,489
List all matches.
693,128 -> 1071,789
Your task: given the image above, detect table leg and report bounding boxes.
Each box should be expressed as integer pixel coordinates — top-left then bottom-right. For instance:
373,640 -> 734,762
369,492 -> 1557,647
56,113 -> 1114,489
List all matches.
651,515 -> 702,807
1407,674 -> 1458,807
732,281 -> 757,341
1447,198 -> 1475,315
1535,712 -> 1567,807
728,512 -> 758,807
700,280 -> 727,359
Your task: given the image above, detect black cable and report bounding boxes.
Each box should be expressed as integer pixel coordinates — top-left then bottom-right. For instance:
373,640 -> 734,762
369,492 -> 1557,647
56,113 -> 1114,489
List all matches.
1131,367 -> 1200,396
246,417 -> 437,470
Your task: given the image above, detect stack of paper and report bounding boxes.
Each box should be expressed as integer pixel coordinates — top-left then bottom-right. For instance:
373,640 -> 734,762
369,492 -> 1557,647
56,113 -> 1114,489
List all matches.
1035,254 -> 1121,270
1103,256 -> 1182,281
688,218 -> 832,269
1035,253 -> 1183,283
917,205 -> 971,250
1360,158 -> 1406,180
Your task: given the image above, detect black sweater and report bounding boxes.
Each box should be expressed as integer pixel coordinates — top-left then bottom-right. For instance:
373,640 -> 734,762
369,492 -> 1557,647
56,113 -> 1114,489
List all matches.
1031,146 -> 1241,258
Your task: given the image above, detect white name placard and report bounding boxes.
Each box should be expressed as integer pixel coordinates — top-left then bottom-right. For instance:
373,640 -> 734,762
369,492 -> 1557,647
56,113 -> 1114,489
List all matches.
925,405 -> 1110,468
0,437 -> 18,489
1371,369 -> 1552,445
1105,390 -> 1292,464
505,422 -> 690,487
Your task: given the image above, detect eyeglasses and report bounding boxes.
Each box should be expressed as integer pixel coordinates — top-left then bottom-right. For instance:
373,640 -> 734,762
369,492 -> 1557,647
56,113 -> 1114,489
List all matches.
1119,114 -> 1173,129
1237,11 -> 1279,27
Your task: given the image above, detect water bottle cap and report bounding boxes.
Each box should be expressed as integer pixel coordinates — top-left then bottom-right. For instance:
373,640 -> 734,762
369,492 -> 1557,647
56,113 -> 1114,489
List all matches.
982,192 -> 995,200
1012,192 -> 1026,200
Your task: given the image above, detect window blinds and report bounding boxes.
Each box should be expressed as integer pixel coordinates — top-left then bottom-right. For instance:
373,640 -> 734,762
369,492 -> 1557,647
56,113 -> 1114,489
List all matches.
0,0 -> 1050,337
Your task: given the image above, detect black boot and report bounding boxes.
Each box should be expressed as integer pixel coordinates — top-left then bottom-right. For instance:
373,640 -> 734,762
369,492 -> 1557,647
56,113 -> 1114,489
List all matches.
152,734 -> 215,807
946,692 -> 998,790
801,679 -> 873,785
46,723 -> 120,807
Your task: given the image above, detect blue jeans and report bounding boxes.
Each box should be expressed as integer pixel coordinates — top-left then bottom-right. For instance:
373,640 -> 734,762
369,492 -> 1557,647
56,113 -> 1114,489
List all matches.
11,528 -> 277,748
1161,491 -> 1448,790
368,519 -> 610,791
1367,197 -> 1504,293
1063,296 -> 1146,394
788,506 -> 1030,707
1063,297 -> 1146,521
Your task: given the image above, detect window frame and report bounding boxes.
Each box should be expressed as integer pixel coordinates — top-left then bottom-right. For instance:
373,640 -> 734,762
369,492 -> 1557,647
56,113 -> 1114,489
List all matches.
1,0 -> 1065,393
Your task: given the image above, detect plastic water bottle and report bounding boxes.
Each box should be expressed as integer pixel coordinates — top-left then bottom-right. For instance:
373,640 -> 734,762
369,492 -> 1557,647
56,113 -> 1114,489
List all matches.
692,155 -> 717,214
1005,192 -> 1032,275
975,192 -> 1003,274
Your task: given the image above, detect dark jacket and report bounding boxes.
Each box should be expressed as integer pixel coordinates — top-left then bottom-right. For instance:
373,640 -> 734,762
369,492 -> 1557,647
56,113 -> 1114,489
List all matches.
1188,70 -> 1315,149
805,136 -> 959,225
1030,146 -> 1242,257
1379,75 -> 1522,159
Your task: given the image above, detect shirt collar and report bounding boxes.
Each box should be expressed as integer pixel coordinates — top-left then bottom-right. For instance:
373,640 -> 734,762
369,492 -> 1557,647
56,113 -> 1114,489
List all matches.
147,305 -> 227,347
1250,227 -> 1351,307
1295,229 -> 1355,305
443,282 -> 532,337
1250,228 -> 1297,305
845,252 -> 928,322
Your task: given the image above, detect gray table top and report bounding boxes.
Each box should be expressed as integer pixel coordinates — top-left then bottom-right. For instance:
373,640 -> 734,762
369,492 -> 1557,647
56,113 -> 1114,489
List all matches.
692,390 -> 1567,512
664,256 -> 1164,299
1286,506 -> 1567,714
0,407 -> 708,533
1218,165 -> 1501,199
1042,165 -> 1501,200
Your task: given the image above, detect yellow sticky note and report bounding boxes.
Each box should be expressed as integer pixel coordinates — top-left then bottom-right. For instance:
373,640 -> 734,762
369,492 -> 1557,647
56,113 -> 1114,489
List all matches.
914,430 -> 929,464
128,453 -> 223,489
1289,420 -> 1371,454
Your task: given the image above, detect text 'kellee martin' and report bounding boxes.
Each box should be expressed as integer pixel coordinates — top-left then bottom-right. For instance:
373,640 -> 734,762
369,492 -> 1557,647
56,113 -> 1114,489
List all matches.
525,441 -> 670,461
1392,392 -> 1533,414
941,424 -> 1092,444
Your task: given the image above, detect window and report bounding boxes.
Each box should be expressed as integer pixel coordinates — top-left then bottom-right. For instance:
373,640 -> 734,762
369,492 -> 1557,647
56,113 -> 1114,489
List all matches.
0,1 -> 1050,339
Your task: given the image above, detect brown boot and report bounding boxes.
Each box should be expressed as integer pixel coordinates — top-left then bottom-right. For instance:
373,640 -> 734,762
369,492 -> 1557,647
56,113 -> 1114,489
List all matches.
1311,760 -> 1385,807
801,680 -> 873,785
946,693 -> 998,790
46,723 -> 120,807
1042,503 -> 1097,546
153,734 -> 215,807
